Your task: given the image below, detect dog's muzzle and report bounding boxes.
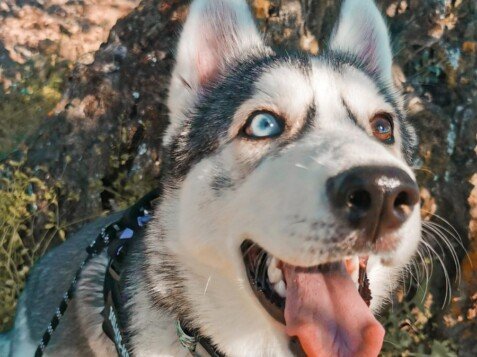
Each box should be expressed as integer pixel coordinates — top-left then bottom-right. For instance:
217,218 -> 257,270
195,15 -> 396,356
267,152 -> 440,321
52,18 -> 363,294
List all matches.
326,165 -> 420,251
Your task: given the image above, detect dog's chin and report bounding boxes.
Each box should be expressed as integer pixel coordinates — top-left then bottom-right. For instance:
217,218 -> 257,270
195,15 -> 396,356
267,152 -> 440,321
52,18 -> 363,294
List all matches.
240,240 -> 385,356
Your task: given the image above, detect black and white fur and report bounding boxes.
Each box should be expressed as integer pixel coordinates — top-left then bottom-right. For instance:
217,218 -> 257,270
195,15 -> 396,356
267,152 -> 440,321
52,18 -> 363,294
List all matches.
5,0 -> 421,355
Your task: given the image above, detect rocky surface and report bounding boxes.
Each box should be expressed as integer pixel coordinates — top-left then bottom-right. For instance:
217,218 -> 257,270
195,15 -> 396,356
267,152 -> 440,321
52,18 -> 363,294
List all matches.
0,0 -> 139,64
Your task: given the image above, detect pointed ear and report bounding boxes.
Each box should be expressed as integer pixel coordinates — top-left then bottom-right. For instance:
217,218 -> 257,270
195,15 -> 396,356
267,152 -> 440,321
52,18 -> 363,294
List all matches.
329,0 -> 393,83
167,0 -> 264,126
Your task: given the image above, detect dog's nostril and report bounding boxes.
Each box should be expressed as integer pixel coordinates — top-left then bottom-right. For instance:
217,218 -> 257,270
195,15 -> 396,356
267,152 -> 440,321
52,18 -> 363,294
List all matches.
347,190 -> 372,211
394,192 -> 406,207
391,188 -> 419,223
394,191 -> 411,208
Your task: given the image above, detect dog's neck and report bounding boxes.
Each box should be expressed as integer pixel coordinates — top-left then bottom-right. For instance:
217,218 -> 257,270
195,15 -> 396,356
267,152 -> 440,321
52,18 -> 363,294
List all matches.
123,194 -> 293,356
121,226 -> 187,355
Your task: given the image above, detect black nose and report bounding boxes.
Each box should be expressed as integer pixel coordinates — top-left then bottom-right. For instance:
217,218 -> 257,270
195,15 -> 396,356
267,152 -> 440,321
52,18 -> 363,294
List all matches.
326,166 -> 419,239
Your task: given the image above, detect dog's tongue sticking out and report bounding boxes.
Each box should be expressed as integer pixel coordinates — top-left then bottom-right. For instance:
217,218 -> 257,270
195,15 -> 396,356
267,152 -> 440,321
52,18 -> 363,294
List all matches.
283,262 -> 384,357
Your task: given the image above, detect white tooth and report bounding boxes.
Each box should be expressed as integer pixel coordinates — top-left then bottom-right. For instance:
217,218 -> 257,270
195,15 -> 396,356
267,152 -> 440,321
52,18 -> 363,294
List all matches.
269,256 -> 277,268
274,280 -> 286,298
266,256 -> 272,266
267,257 -> 283,284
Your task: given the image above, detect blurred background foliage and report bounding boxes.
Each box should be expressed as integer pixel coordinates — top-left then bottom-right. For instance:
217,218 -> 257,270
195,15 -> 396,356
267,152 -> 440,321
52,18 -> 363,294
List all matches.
0,0 -> 476,355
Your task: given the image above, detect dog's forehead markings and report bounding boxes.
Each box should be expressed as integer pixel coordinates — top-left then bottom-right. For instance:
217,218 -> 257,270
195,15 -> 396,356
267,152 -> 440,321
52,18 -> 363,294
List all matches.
253,64 -> 313,118
228,61 -> 315,140
168,53 -> 314,179
311,58 -> 393,121
305,55 -> 419,164
167,49 -> 416,182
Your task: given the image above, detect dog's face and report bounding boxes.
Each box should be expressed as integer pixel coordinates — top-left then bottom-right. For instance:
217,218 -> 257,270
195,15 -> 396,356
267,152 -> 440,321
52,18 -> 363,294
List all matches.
151,0 -> 421,355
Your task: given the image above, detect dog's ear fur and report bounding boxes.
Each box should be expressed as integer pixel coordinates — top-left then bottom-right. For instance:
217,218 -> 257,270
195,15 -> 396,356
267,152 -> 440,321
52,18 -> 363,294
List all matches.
330,0 -> 393,83
167,0 -> 264,133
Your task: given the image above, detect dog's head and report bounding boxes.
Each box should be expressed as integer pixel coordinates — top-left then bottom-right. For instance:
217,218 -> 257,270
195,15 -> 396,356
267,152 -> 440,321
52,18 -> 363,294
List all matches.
149,0 -> 421,355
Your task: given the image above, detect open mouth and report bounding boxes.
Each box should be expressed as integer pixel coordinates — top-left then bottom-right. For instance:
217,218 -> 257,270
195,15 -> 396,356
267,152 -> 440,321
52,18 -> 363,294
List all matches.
241,240 -> 385,357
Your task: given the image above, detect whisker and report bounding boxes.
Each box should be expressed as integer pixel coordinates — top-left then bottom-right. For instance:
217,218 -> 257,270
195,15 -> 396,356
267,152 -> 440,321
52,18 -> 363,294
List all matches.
421,209 -> 469,260
409,255 -> 422,290
422,222 -> 461,283
420,239 -> 451,308
406,261 -> 420,295
400,268 -> 408,296
425,219 -> 471,267
406,234 -> 436,301
406,247 -> 430,304
203,276 -> 211,295
416,247 -> 430,293
419,236 -> 435,283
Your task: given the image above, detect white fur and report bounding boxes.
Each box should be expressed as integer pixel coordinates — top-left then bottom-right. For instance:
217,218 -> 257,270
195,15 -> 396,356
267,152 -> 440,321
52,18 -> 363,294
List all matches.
330,0 -> 393,83
128,281 -> 189,356
144,128 -> 421,356
230,64 -> 314,139
310,60 -> 406,158
166,0 -> 265,145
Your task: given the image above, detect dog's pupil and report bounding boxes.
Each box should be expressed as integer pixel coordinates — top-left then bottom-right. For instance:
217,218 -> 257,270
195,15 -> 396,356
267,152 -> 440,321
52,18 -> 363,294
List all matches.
376,121 -> 389,133
261,118 -> 272,129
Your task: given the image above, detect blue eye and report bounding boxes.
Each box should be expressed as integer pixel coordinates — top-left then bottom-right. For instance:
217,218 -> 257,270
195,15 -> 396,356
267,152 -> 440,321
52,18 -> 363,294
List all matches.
244,112 -> 284,139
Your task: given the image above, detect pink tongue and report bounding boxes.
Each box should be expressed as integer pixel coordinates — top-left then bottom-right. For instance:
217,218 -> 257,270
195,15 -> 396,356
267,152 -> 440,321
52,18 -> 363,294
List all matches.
283,263 -> 384,357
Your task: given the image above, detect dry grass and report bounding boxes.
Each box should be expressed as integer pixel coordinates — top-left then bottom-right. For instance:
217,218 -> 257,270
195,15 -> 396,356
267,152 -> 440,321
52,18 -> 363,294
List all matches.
0,158 -> 66,331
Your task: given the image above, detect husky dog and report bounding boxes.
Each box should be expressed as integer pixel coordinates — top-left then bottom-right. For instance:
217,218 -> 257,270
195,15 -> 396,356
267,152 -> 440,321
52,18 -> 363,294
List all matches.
5,0 -> 422,355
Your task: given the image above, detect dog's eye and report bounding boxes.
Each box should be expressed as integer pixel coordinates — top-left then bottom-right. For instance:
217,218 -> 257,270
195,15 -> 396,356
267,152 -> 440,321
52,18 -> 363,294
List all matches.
243,112 -> 284,139
370,113 -> 394,144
